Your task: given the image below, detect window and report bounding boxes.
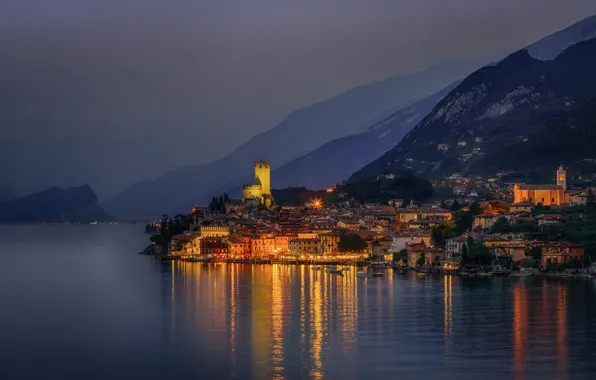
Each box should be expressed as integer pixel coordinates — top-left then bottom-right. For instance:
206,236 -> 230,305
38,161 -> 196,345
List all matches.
552,198 -> 555,203
541,198 -> 545,203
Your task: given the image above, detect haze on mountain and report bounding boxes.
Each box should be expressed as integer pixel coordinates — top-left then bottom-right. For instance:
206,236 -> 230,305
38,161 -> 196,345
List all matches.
2,1 -> 596,216
351,19 -> 596,183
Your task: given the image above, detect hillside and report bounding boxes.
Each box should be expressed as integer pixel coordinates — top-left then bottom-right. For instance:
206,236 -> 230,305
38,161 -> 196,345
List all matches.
103,61 -> 485,219
269,81 -> 459,190
0,185 -> 112,224
351,37 -> 596,182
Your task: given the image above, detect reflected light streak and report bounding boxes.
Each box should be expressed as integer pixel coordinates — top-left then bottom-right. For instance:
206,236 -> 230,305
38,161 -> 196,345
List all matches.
443,275 -> 453,352
557,285 -> 568,379
271,265 -> 285,379
310,269 -> 324,379
513,282 -> 528,380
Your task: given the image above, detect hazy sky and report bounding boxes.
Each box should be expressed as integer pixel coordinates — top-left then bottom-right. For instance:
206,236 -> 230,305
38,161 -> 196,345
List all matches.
1,0 -> 596,199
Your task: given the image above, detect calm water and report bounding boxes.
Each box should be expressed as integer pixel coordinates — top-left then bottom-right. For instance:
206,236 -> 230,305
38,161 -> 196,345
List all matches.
1,225 -> 596,380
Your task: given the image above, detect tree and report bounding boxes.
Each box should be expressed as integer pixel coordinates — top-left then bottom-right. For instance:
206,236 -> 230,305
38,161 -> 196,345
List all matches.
469,202 -> 483,215
416,253 -> 425,267
338,233 -> 367,252
451,199 -> 461,211
529,246 -> 542,262
491,217 -> 511,234
586,189 -> 596,215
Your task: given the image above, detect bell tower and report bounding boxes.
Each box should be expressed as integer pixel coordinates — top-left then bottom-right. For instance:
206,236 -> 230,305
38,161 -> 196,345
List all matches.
556,165 -> 567,190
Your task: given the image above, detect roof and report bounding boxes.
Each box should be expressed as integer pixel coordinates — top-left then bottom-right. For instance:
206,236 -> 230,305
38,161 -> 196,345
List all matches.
515,184 -> 563,190
537,214 -> 562,220
227,236 -> 244,244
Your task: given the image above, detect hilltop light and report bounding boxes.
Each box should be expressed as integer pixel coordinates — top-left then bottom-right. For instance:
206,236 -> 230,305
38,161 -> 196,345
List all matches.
312,198 -> 323,208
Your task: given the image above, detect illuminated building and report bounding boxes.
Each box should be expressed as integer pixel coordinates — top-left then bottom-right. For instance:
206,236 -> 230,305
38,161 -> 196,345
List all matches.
242,161 -> 276,209
513,166 -> 570,206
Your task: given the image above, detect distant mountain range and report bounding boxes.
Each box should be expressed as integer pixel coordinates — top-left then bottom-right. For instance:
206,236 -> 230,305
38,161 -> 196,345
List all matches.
351,36 -> 596,182
0,185 -> 111,224
269,81 -> 460,190
104,60 -> 486,219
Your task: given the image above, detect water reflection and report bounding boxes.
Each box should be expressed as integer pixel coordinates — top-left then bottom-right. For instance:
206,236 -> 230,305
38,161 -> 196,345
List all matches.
160,264 -> 595,380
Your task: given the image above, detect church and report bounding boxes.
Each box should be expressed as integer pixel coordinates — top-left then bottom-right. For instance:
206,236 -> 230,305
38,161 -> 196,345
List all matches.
242,161 -> 276,209
513,166 -> 570,206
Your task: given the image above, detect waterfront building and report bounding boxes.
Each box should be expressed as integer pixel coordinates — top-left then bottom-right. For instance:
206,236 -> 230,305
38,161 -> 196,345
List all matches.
251,235 -> 276,257
406,241 -> 426,267
289,238 -> 320,254
530,242 -> 585,267
319,230 -> 342,254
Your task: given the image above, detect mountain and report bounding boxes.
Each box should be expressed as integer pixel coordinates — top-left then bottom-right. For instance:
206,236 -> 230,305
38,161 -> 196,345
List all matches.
0,185 -> 112,224
104,60 -> 486,219
268,81 -> 460,190
350,36 -> 596,182
526,14 -> 596,61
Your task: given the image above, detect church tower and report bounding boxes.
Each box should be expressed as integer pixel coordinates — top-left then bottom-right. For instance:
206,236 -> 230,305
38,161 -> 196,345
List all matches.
556,165 -> 567,190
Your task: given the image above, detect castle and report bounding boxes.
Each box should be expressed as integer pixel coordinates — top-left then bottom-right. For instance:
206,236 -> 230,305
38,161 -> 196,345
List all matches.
513,166 -> 570,206
242,161 -> 276,208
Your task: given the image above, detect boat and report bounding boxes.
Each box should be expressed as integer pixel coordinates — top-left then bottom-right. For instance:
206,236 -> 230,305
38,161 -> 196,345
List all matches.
342,266 -> 351,271
325,265 -> 338,273
394,267 -> 408,275
329,269 -> 344,276
312,266 -> 321,271
458,271 -> 471,278
372,271 -> 384,278
415,272 -> 426,277
356,270 -> 367,278
491,265 -> 508,277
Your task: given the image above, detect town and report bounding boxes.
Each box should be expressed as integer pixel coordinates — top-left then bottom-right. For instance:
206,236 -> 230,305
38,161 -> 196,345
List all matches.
143,161 -> 596,278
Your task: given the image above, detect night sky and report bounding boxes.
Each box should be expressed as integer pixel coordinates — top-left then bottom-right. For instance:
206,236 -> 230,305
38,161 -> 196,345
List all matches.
1,1 -> 596,198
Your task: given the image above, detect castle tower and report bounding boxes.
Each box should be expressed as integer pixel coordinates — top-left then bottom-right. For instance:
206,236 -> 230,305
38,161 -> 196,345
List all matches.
254,161 -> 271,196
556,165 -> 567,190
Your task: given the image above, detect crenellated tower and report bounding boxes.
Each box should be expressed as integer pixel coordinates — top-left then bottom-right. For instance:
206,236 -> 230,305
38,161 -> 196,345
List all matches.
254,161 -> 271,196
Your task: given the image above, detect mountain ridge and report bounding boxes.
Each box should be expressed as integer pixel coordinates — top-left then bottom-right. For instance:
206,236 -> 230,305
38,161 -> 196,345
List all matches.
350,37 -> 596,182
0,185 -> 112,224
104,60 -> 484,219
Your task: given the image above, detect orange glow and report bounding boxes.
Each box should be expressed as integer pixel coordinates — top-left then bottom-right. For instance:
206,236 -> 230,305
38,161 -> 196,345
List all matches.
312,198 -> 323,208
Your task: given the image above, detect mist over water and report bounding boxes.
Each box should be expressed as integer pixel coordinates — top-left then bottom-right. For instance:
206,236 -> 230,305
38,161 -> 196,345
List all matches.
1,225 -> 596,379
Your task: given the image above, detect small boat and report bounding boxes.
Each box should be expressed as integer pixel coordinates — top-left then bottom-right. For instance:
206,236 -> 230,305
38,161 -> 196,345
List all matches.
476,272 -> 492,277
491,265 -> 508,277
372,272 -> 384,278
329,269 -> 344,276
394,267 -> 408,275
312,266 -> 321,271
415,272 -> 426,277
342,266 -> 351,271
458,271 -> 471,278
356,270 -> 367,278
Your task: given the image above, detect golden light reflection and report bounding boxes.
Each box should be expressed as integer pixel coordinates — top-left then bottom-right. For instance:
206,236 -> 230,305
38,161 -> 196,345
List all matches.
310,268 -> 324,379
443,274 -> 453,352
271,265 -> 285,379
513,282 -> 528,380
251,265 -> 272,380
229,264 -> 238,378
556,285 -> 567,379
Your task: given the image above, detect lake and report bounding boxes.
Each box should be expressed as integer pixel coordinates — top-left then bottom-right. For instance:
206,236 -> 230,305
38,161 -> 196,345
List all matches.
1,225 -> 596,379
